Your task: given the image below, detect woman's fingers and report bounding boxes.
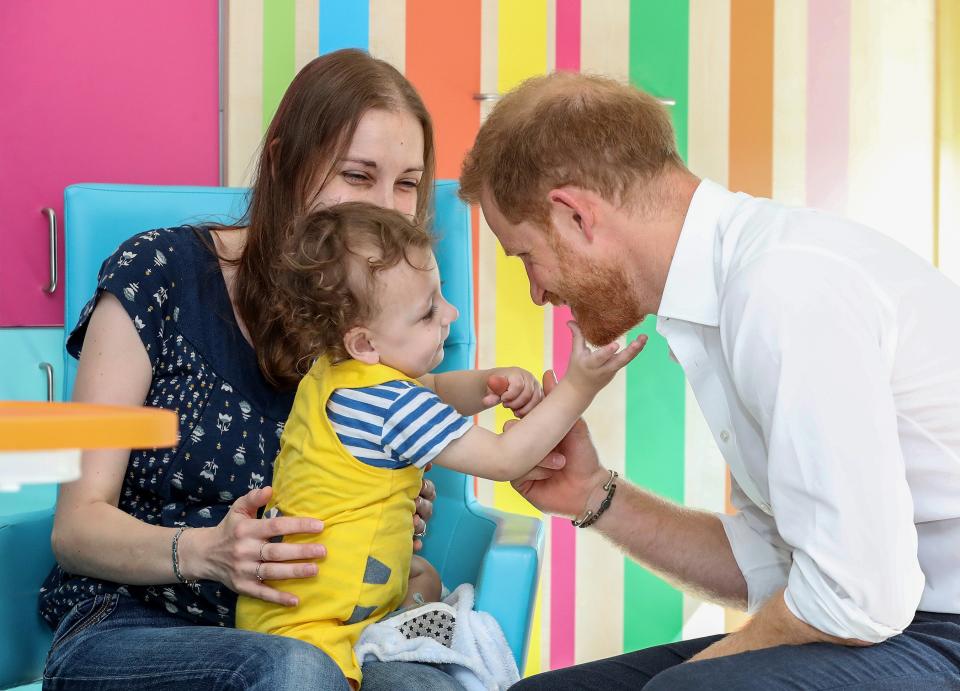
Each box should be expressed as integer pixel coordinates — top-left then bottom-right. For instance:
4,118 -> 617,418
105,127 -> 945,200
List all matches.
245,582 -> 300,607
231,486 -> 273,519
250,515 -> 325,541
259,540 -> 326,563
254,560 -> 319,582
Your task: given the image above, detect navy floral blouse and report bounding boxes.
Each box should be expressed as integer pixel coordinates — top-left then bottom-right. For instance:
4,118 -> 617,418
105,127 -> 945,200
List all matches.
39,226 -> 296,629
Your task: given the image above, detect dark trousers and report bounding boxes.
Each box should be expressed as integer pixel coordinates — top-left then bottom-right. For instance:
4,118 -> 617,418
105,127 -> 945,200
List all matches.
513,611 -> 960,690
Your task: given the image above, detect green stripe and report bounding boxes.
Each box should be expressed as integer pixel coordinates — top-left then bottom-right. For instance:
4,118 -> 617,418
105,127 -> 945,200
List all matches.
624,0 -> 690,653
262,0 -> 297,133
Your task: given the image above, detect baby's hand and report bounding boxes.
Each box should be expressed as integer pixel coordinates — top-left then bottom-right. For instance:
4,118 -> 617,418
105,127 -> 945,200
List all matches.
564,321 -> 646,394
482,367 -> 543,418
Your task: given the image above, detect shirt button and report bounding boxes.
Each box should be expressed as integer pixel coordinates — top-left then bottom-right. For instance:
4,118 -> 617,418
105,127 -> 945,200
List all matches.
720,430 -> 730,443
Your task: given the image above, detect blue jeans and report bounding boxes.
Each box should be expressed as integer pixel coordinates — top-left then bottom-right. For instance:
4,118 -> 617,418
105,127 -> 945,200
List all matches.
42,594 -> 465,690
513,611 -> 960,690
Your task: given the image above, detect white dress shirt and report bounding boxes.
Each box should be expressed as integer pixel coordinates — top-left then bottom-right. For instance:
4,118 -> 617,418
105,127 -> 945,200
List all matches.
657,179 -> 960,643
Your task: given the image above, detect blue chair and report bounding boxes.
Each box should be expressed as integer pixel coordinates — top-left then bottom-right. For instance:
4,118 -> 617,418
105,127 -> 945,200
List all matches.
0,182 -> 543,690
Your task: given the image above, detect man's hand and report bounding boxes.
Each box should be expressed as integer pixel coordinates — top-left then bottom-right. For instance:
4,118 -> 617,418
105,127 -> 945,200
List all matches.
483,367 -> 542,418
688,589 -> 872,663
507,369 -> 611,518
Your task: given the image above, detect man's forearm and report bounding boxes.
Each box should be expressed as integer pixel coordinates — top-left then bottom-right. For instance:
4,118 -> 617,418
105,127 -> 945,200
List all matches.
590,479 -> 748,609
689,588 -> 871,662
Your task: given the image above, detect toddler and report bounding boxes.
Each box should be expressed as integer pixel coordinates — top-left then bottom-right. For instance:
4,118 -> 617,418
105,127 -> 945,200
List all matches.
235,202 -> 642,688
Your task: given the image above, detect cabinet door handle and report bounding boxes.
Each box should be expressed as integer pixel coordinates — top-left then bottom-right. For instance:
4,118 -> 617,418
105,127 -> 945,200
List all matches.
41,207 -> 58,294
39,361 -> 55,402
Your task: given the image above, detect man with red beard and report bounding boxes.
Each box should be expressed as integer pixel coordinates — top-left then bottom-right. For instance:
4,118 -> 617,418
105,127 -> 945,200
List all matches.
459,71 -> 960,690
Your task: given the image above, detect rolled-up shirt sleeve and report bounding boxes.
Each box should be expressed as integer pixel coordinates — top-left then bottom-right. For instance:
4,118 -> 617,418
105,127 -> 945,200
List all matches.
720,249 -> 925,642
716,480 -> 791,613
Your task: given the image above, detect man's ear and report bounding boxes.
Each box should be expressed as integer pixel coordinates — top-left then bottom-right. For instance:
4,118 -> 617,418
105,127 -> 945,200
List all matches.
547,187 -> 596,243
343,327 -> 380,365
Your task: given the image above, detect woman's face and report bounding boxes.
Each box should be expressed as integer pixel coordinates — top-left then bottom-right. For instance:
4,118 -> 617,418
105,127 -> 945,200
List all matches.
312,108 -> 425,217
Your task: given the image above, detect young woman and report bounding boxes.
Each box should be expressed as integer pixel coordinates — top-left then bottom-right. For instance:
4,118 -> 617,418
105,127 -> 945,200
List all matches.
40,49 -> 464,691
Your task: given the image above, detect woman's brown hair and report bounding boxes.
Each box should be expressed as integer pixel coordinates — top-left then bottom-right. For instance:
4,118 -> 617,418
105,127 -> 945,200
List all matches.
231,49 -> 436,388
272,202 -> 434,385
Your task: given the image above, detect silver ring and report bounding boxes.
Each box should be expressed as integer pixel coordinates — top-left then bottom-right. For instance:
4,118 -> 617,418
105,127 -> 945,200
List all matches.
255,561 -> 265,583
259,540 -> 268,562
413,525 -> 427,539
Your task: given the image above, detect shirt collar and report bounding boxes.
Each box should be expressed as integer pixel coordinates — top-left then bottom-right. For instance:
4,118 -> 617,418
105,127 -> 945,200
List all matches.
657,179 -> 745,327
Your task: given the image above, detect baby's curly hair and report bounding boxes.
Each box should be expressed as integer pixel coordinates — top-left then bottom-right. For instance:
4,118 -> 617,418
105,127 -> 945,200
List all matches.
264,202 -> 434,388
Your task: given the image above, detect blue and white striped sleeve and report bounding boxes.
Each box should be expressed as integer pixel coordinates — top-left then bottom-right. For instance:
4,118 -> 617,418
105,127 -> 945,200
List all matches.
327,384 -> 399,468
381,383 -> 472,468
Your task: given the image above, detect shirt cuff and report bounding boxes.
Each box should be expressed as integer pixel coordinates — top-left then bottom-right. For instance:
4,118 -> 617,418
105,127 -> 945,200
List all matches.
716,511 -> 791,613
783,551 -> 915,643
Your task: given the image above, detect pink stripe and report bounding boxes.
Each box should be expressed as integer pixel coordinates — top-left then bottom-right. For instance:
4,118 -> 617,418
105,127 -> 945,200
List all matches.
555,0 -> 581,72
550,1 -> 579,665
806,0 -> 850,213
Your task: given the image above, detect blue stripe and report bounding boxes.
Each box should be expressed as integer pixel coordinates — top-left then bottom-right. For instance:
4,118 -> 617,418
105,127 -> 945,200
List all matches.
319,0 -> 369,54
327,409 -> 381,437
379,380 -> 412,391
356,386 -> 403,401
354,455 -> 409,469
337,433 -> 383,453
392,405 -> 463,458
407,417 -> 471,466
382,395 -> 439,449
329,392 -> 391,417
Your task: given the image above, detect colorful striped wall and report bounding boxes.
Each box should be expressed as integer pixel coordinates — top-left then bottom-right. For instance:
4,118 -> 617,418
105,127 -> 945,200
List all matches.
224,0 -> 959,675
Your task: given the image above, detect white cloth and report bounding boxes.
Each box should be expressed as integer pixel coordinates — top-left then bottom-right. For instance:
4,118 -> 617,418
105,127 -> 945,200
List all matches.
659,179 -> 960,642
355,584 -> 519,690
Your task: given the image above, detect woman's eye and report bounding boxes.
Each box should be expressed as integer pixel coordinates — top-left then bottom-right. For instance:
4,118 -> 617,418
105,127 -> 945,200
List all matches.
343,172 -> 370,184
397,178 -> 420,189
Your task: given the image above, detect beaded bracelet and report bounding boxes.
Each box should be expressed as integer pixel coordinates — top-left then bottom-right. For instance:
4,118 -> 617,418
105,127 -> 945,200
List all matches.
571,470 -> 618,529
172,526 -> 198,586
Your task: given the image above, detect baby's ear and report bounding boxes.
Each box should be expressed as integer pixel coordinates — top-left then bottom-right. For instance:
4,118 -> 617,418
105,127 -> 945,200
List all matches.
343,327 -> 379,365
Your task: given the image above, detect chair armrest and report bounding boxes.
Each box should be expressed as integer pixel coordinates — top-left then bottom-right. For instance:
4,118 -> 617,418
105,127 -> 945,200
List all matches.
0,507 -> 56,690
473,506 -> 544,674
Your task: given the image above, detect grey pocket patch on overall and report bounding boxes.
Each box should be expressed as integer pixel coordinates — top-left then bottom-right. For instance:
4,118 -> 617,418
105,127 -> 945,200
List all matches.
363,556 -> 391,585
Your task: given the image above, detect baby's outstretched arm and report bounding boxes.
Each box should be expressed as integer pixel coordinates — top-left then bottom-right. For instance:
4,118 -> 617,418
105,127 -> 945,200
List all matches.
420,365 -> 542,418
431,323 -> 647,482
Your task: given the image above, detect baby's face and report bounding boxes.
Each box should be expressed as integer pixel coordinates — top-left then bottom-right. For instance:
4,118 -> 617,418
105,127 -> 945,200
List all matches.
363,248 -> 458,378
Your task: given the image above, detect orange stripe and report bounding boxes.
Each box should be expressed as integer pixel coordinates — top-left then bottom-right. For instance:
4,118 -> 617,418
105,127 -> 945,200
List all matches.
729,0 -> 774,197
405,0 -> 482,180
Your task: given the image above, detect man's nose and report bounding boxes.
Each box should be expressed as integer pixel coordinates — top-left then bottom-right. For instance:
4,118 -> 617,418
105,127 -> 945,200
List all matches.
528,275 -> 547,306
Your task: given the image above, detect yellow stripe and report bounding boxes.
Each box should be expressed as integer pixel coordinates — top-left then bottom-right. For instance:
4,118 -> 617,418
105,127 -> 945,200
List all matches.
493,0 -> 548,516
494,0 -> 548,674
936,0 -> 960,281
772,0 -> 807,205
369,0 -> 406,73
225,0 -> 264,187
848,0 -> 935,261
294,0 -> 319,72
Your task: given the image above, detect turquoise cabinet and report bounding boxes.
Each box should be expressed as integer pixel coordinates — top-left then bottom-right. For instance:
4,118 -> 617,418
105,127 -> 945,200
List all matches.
0,328 -> 64,402
0,327 -> 64,515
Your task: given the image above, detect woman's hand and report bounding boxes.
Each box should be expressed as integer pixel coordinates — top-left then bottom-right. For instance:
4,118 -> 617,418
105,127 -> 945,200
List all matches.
183,486 -> 325,607
413,470 -> 436,552
482,367 -> 543,417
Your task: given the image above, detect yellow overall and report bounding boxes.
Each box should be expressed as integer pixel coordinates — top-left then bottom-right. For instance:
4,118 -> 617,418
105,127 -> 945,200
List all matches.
235,359 -> 423,687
